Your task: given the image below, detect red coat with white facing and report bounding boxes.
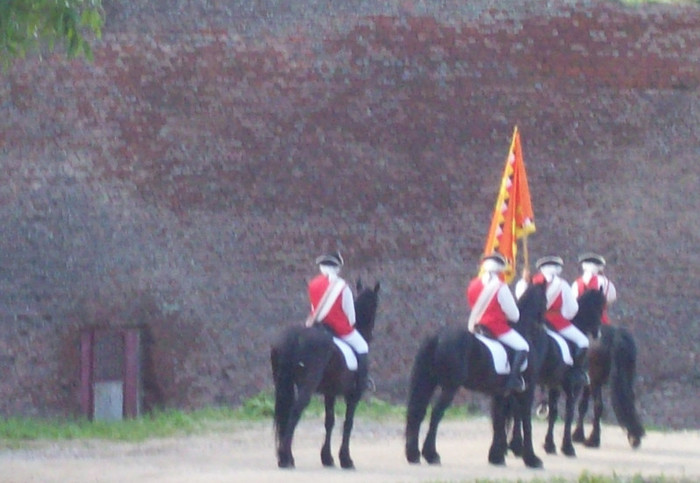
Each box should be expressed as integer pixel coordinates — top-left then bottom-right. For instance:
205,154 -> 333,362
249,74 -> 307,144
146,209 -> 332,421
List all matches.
308,274 -> 354,337
466,274 -> 517,337
539,273 -> 578,331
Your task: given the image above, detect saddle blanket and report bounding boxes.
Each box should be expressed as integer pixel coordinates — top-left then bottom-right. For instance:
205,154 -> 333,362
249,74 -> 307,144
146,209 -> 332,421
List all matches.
475,334 -> 527,375
333,337 -> 358,371
545,328 -> 574,365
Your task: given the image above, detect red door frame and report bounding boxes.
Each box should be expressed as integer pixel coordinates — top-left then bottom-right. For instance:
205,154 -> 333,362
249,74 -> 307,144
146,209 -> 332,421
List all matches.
80,328 -> 141,420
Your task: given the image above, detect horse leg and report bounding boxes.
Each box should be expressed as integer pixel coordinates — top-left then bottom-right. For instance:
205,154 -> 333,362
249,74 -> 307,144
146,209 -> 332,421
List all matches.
405,381 -> 434,464
560,384 -> 580,457
338,395 -> 360,469
277,386 -> 314,468
515,389 -> 543,468
406,387 -> 432,465
584,383 -> 603,448
573,384 -> 590,443
507,397 -> 523,457
321,395 -> 336,467
488,393 -> 509,466
421,386 -> 457,465
544,387 -> 559,454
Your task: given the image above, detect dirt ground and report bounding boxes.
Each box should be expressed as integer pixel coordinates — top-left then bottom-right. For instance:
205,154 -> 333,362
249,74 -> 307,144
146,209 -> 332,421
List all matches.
2,417 -> 699,482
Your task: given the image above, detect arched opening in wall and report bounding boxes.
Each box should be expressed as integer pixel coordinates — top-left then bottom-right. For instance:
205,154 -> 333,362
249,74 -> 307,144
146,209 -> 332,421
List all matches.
79,327 -> 143,421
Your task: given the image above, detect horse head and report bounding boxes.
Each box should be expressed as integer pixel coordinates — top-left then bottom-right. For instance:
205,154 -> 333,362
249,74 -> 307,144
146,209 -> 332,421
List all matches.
573,287 -> 605,338
354,280 -> 380,343
515,282 -> 547,339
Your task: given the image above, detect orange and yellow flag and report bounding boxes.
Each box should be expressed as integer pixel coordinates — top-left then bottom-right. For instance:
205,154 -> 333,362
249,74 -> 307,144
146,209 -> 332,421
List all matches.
483,126 -> 536,282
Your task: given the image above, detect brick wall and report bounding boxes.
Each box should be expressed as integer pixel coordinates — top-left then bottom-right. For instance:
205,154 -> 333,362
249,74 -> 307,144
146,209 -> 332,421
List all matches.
1,0 -> 699,427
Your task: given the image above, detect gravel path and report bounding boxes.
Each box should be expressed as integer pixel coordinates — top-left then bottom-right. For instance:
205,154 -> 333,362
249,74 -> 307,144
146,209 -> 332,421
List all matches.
2,417 -> 699,482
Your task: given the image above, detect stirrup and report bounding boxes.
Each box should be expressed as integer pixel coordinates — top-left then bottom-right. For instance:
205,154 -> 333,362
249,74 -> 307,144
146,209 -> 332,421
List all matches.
582,371 -> 590,386
366,376 -> 376,393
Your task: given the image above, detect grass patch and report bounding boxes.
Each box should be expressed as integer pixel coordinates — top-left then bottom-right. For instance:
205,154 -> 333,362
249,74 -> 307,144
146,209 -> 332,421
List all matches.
0,393 -> 482,444
234,392 -> 482,422
0,407 -> 239,444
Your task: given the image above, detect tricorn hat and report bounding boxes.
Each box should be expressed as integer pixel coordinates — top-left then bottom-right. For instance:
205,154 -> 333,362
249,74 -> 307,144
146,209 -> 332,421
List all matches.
481,252 -> 507,266
577,252 -> 606,266
315,251 -> 344,267
535,255 -> 564,270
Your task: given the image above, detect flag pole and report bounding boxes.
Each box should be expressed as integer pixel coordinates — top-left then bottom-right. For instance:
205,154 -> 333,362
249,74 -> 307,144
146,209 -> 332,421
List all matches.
522,234 -> 530,275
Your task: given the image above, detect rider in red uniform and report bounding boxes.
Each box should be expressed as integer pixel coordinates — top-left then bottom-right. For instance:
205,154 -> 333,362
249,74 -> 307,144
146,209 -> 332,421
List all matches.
467,252 -> 529,393
307,252 -> 368,394
572,252 -> 617,326
516,256 -> 589,385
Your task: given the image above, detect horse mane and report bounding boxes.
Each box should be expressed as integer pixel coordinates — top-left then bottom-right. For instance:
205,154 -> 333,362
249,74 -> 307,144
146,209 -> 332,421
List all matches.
573,288 -> 605,336
516,282 -> 547,334
353,280 -> 380,343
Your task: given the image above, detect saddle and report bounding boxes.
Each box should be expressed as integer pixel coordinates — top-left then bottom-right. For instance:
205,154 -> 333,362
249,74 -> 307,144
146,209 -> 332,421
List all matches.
543,327 -> 574,365
472,325 -> 511,375
472,324 -> 529,375
315,324 -> 358,371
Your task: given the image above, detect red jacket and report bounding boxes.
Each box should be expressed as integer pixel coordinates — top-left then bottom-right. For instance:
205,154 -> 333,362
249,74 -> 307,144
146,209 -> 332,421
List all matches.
544,291 -> 571,331
308,274 -> 353,336
466,277 -> 511,336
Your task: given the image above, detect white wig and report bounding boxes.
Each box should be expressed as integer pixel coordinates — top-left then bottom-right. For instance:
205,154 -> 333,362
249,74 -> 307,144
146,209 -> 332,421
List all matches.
320,264 -> 340,277
581,261 -> 601,274
482,258 -> 506,273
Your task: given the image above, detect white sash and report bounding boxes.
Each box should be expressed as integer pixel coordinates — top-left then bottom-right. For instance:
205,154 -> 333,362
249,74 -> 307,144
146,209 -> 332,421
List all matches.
468,276 -> 501,332
305,278 -> 346,327
545,276 -> 563,309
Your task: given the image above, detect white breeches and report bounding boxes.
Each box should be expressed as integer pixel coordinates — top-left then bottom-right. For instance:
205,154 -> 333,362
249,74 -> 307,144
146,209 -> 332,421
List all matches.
559,325 -> 590,349
497,329 -> 530,352
340,329 -> 369,354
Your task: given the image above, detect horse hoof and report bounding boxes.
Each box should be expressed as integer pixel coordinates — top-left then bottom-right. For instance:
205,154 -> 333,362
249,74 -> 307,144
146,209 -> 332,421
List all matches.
524,454 -> 543,469
322,458 -> 335,467
340,458 -> 355,470
544,442 -> 557,455
488,449 -> 506,466
584,438 -> 600,448
422,451 -> 441,465
277,459 -> 295,469
572,428 -> 585,443
629,435 -> 642,449
406,449 -> 421,464
562,445 -> 576,457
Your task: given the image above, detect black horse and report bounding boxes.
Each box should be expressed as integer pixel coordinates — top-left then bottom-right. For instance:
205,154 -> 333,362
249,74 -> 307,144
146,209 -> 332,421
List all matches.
508,287 -> 605,457
405,283 -> 547,469
572,322 -> 645,449
271,280 -> 380,469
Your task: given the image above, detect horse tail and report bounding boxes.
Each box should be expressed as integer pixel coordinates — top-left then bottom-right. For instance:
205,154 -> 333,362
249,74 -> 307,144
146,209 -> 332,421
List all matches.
609,327 -> 645,442
271,330 -> 298,445
406,334 -> 439,435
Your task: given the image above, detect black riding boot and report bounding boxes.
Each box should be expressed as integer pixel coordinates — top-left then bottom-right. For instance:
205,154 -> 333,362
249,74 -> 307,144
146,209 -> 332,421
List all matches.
355,353 -> 369,396
504,350 -> 528,393
573,347 -> 590,386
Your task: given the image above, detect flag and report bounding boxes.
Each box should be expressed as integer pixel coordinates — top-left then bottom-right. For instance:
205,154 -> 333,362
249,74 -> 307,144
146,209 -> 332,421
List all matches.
483,126 -> 536,282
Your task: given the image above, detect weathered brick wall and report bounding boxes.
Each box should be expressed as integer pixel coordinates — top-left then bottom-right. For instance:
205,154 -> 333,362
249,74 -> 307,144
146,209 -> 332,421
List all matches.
1,0 -> 699,427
